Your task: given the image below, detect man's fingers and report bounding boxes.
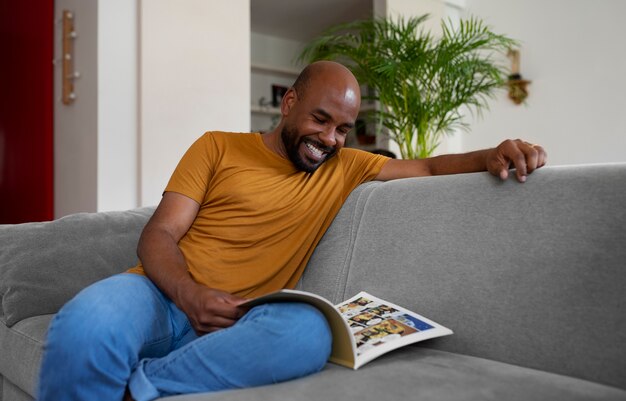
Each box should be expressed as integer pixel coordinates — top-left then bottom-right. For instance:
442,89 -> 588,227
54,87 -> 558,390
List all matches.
519,142 -> 547,178
193,315 -> 239,334
206,298 -> 246,320
520,143 -> 539,173
511,150 -> 528,182
493,139 -> 548,182
190,305 -> 242,334
185,289 -> 250,335
522,141 -> 549,173
534,144 -> 547,168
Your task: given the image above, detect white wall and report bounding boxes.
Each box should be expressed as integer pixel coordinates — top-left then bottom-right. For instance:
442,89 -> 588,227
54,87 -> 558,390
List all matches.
461,0 -> 626,165
378,0 -> 446,34
98,0 -> 138,211
139,0 -> 251,206
54,1 -> 251,216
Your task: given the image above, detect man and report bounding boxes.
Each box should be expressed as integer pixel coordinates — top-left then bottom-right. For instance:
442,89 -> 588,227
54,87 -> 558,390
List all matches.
37,61 -> 546,401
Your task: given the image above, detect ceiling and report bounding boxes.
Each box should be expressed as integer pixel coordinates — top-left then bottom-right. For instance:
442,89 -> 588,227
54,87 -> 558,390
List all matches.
250,0 -> 373,42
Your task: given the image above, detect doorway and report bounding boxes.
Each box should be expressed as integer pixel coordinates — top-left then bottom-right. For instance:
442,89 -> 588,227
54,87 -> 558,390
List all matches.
0,0 -> 54,223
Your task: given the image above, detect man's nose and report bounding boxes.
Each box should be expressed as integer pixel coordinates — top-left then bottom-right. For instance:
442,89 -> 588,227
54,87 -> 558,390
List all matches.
319,127 -> 337,148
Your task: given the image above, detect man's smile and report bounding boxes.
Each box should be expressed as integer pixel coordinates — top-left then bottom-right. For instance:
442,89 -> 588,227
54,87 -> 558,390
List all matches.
304,141 -> 326,162
302,139 -> 335,164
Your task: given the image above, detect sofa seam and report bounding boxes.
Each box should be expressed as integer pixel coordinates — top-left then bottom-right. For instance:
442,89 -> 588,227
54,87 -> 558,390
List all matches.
1,320 -> 47,346
332,187 -> 368,302
334,182 -> 380,302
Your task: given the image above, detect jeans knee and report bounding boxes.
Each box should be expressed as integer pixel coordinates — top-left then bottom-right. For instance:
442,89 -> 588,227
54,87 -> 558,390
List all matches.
259,303 -> 332,371
45,292 -> 123,365
45,274 -> 160,357
297,304 -> 332,368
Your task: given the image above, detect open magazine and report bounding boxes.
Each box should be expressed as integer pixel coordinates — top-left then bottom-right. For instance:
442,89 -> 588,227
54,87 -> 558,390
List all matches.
243,289 -> 453,370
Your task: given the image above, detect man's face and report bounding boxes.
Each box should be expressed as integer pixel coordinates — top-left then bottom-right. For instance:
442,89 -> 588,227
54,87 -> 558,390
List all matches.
281,83 -> 360,173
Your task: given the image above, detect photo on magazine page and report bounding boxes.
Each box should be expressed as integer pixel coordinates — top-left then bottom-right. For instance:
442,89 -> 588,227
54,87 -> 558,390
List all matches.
337,293 -> 441,356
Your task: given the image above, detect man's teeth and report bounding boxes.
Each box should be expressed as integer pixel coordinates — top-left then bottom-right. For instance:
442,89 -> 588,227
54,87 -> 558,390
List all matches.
305,142 -> 324,158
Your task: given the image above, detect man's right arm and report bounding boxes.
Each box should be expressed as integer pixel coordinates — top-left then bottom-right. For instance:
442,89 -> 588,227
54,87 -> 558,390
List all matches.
137,192 -> 246,335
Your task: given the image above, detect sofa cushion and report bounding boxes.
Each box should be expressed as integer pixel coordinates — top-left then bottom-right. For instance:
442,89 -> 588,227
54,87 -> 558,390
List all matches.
1,379 -> 33,401
5,315 -> 625,401
160,347 -> 626,401
0,314 -> 51,398
0,207 -> 154,327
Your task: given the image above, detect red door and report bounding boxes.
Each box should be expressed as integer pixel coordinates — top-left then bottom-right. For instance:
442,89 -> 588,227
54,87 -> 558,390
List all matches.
0,0 -> 54,223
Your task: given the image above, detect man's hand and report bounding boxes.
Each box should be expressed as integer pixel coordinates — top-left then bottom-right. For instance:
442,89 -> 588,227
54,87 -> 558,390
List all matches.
177,281 -> 248,335
486,139 -> 547,182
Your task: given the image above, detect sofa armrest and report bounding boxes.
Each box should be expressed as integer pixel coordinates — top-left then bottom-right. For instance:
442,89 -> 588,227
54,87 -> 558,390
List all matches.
0,206 -> 155,327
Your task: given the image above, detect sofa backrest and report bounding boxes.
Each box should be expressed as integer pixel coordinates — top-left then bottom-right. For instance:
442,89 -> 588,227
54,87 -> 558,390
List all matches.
300,164 -> 626,390
0,207 -> 155,327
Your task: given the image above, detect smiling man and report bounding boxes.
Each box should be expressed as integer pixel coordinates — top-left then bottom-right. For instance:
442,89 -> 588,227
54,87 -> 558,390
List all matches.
37,61 -> 546,401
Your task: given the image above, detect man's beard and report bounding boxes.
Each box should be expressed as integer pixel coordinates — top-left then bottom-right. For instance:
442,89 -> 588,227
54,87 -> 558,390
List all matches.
281,125 -> 337,173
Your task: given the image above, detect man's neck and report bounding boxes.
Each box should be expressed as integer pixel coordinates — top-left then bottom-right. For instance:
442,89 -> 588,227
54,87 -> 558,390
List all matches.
261,129 -> 287,159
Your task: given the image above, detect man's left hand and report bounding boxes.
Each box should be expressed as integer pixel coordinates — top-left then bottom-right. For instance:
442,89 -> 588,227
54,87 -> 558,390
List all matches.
486,139 -> 547,182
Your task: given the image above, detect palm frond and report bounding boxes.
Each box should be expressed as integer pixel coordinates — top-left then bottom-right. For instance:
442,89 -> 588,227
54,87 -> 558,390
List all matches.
299,15 -> 516,159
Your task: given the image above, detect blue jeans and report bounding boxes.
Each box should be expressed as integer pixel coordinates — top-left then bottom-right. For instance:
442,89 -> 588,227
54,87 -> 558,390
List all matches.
37,274 -> 332,401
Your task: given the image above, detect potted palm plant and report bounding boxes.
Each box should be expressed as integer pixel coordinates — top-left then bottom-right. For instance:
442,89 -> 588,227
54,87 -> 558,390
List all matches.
299,15 -> 517,159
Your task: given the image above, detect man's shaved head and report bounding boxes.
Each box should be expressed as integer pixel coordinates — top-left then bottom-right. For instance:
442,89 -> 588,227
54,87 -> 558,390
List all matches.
292,61 -> 360,102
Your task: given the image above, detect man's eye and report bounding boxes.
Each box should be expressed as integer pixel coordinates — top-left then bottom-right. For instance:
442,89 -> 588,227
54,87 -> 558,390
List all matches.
313,115 -> 325,123
338,126 -> 352,136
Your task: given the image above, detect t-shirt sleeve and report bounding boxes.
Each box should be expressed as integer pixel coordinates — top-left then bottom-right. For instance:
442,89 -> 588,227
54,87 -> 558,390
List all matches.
164,132 -> 216,204
339,148 -> 390,195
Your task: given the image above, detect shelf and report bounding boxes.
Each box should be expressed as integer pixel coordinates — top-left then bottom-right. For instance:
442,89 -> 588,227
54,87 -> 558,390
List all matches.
349,143 -> 378,151
251,62 -> 301,78
359,103 -> 378,113
252,104 -> 376,116
252,102 -> 376,115
251,105 -> 281,115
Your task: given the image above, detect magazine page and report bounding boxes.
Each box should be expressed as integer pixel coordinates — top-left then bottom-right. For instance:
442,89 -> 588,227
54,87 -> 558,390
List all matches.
336,291 -> 453,369
242,289 -> 358,368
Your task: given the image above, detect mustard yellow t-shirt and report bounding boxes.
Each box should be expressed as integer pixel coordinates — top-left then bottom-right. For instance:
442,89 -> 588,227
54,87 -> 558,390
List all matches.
128,131 -> 389,298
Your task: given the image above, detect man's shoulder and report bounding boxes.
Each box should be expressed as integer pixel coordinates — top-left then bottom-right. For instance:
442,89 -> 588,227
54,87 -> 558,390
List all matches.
194,131 -> 261,154
202,131 -> 258,142
338,147 -> 369,156
331,147 -> 391,184
337,146 -> 380,161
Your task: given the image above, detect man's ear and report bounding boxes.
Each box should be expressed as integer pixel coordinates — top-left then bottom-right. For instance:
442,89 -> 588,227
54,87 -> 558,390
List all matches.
281,88 -> 297,116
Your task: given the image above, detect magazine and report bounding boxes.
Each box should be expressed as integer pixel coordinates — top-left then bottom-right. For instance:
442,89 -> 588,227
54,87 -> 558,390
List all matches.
242,289 -> 453,370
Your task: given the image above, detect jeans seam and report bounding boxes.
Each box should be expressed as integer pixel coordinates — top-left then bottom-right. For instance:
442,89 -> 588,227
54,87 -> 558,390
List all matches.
149,327 -> 229,377
147,306 -> 270,378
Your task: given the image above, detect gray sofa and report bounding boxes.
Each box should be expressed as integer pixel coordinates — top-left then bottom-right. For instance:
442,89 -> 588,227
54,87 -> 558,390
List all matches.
1,164 -> 625,401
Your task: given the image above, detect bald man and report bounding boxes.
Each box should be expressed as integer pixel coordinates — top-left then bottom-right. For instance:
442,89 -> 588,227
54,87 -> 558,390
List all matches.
38,61 -> 546,401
